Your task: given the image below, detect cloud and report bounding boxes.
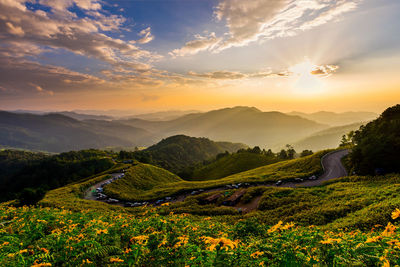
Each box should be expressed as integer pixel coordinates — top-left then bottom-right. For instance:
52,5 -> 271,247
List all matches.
29,82 -> 54,95
137,27 -> 154,44
169,32 -> 222,57
172,0 -> 362,55
0,0 -> 159,72
188,69 -> 291,80
310,64 -> 339,76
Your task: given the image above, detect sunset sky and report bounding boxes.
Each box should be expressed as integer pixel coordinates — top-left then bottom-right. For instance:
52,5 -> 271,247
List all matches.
0,0 -> 399,113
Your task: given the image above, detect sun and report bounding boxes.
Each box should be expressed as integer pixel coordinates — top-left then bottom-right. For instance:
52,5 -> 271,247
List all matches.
289,59 -> 325,94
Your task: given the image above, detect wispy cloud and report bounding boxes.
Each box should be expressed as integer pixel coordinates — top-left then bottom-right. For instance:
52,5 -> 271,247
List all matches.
171,0 -> 362,56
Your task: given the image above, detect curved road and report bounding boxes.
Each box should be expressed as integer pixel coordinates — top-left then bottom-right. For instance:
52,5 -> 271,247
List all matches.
286,149 -> 349,188
84,149 -> 349,206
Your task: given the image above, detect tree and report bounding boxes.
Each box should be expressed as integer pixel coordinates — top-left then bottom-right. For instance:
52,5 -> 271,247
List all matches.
300,150 -> 313,157
285,144 -> 296,159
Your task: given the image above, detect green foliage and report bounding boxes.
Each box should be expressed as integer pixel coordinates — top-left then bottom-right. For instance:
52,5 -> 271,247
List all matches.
253,175 -> 400,229
300,150 -> 313,157
350,104 -> 400,175
189,151 -> 282,181
0,149 -> 114,203
133,135 -> 247,176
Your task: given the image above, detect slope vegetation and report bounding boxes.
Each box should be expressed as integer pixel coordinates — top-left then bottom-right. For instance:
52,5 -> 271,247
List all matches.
189,151 -> 281,180
350,104 -> 400,174
103,163 -> 182,200
103,151 -> 327,202
133,135 -> 247,175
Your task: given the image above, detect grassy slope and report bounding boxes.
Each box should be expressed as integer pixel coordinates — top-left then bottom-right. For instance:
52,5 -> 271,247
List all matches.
103,164 -> 182,200
190,152 -> 281,180
102,151 -> 328,202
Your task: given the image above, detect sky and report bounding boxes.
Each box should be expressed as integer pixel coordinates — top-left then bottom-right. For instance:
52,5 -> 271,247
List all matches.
0,0 -> 399,113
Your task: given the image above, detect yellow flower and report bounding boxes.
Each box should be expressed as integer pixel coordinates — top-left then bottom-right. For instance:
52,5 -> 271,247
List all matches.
19,249 -> 28,254
391,208 -> 400,220
268,221 -> 283,233
40,247 -> 49,254
190,256 -> 196,260
259,261 -> 265,266
365,236 -> 382,243
281,222 -> 295,230
30,263 -> 52,267
96,229 -> 108,235
110,257 -> 124,263
250,251 -> 264,258
174,235 -> 189,248
82,259 -> 92,264
201,236 -> 238,251
130,235 -> 149,244
380,256 -> 390,267
124,248 -> 132,254
320,238 -> 342,244
204,217 -> 211,220
382,222 -> 396,237
161,202 -> 170,206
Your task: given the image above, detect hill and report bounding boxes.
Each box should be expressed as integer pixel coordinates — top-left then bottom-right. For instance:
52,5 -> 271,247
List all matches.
0,111 -> 154,152
103,163 -> 182,200
293,122 -> 363,151
97,151 -> 327,202
288,111 -> 377,126
133,135 -> 247,175
350,104 -> 400,175
119,106 -> 327,148
189,150 -> 282,180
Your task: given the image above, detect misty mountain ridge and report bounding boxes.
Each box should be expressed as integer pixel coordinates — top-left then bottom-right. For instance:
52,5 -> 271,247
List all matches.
288,111 -> 378,126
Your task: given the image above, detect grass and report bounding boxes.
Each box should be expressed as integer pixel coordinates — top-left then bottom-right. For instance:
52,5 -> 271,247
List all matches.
102,150 -> 329,202
190,152 -> 282,180
1,205 -> 399,266
39,163 -> 135,213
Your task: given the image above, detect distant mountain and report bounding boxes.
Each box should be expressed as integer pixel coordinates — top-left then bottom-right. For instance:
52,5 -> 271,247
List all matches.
126,110 -> 200,121
288,111 -> 377,126
0,111 -> 154,152
134,135 -> 247,175
119,106 -> 327,148
47,111 -> 113,121
293,122 -> 364,151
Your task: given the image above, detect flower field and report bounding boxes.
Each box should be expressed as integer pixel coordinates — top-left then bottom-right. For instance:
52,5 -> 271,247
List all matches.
1,205 -> 400,266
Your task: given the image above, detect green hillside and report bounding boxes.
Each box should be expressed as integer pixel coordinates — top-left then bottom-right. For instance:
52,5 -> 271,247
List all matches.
190,151 -> 281,180
350,104 -> 400,174
103,163 -> 182,200
102,151 -> 327,202
133,135 -> 247,175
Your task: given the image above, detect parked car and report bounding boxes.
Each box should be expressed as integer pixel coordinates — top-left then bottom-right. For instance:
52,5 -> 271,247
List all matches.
275,180 -> 283,186
106,198 -> 119,203
294,178 -> 304,183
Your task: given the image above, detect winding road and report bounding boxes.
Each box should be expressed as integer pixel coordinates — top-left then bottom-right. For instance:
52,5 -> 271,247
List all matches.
84,149 -> 349,208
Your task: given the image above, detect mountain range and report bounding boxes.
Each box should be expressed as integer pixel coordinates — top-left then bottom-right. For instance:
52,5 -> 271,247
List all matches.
0,106 -> 375,152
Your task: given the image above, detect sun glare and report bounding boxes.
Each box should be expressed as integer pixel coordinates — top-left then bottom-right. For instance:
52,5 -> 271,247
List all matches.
289,59 -> 325,95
